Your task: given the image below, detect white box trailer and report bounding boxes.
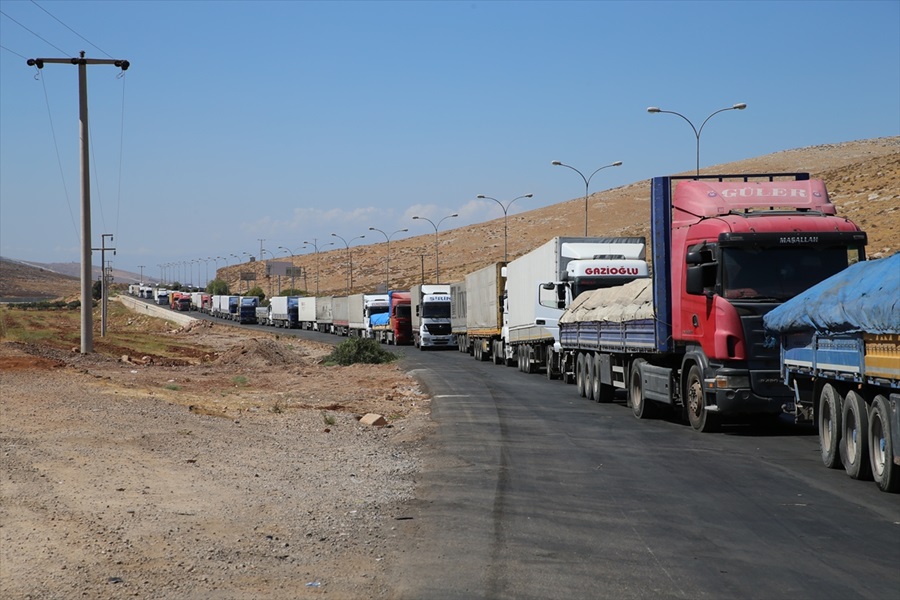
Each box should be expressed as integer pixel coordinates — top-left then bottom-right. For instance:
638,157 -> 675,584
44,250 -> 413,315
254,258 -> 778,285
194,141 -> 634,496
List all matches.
269,296 -> 299,328
450,280 -> 467,352
332,296 -> 349,335
297,296 -> 317,329
347,293 -> 389,338
464,262 -> 505,362
315,296 -> 334,332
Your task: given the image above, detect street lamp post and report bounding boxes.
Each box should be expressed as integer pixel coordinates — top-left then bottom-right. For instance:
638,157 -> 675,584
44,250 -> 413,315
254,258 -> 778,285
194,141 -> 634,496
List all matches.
303,239 -> 335,296
331,233 -> 365,294
476,194 -> 533,262
412,213 -> 458,283
551,160 -> 622,236
647,103 -> 747,177
368,227 -> 408,290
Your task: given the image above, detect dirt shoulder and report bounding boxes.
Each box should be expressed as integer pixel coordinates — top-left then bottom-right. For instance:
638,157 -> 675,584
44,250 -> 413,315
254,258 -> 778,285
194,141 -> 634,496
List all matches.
0,315 -> 431,599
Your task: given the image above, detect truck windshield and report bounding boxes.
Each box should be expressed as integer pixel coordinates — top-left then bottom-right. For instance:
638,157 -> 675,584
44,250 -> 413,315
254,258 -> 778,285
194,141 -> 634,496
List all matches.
369,306 -> 389,316
721,246 -> 857,301
422,303 -> 451,319
395,305 -> 411,319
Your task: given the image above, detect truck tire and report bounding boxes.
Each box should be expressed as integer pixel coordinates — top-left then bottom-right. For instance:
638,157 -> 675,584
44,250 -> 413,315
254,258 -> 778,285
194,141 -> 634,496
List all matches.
585,358 -> 596,401
629,359 -> 657,419
686,364 -> 719,432
818,383 -> 843,469
493,341 -> 504,365
868,395 -> 899,493
546,351 -> 557,381
840,390 -> 872,481
478,342 -> 489,362
576,353 -> 587,398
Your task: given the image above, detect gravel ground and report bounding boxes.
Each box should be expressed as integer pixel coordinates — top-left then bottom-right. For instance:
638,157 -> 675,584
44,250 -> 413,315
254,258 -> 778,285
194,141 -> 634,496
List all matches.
0,324 -> 432,599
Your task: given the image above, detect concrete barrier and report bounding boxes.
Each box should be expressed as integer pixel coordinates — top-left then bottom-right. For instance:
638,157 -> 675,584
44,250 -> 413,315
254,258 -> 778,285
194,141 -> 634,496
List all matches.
116,295 -> 197,327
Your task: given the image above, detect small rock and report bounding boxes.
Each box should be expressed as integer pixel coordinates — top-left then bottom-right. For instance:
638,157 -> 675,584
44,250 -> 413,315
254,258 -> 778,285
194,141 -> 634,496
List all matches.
360,413 -> 387,427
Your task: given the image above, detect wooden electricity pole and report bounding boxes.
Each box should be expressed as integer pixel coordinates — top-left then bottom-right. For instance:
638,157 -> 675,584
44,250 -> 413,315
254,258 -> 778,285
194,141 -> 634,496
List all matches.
27,52 -> 130,353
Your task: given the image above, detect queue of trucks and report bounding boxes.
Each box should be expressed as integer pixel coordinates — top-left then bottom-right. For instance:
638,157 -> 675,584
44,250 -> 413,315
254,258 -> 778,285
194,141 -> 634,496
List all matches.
127,171 -> 897,492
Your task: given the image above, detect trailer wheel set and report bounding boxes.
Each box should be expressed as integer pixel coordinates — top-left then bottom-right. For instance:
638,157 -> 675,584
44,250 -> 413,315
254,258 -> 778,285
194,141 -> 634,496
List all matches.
816,382 -> 899,493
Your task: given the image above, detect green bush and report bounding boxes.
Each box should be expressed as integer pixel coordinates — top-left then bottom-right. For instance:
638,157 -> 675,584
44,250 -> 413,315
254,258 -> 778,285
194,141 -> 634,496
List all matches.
324,337 -> 398,366
206,279 -> 230,295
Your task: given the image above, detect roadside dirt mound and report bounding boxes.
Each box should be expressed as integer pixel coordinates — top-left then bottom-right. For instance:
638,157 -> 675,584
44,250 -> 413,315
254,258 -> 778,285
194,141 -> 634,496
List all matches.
215,337 -> 309,368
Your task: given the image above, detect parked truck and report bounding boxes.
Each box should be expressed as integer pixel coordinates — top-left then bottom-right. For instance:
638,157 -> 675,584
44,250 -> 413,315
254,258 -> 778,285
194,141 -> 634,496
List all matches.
348,293 -> 389,338
764,254 -> 899,492
553,173 -> 867,432
237,296 -> 260,324
211,295 -> 239,319
502,236 -> 649,372
371,290 -> 412,345
410,284 -> 454,349
297,296 -> 317,330
269,296 -> 299,328
315,296 -> 334,332
455,262 -> 507,362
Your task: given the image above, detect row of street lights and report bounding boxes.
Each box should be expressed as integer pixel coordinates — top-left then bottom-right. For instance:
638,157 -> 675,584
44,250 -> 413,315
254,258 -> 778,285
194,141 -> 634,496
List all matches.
160,103 -> 746,295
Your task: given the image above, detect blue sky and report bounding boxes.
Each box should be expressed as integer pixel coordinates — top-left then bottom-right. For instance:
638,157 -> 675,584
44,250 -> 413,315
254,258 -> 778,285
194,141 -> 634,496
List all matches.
1,0 -> 898,278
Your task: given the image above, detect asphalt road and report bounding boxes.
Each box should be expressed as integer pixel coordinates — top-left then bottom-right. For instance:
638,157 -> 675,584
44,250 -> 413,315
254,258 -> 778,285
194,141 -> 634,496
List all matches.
182,309 -> 900,599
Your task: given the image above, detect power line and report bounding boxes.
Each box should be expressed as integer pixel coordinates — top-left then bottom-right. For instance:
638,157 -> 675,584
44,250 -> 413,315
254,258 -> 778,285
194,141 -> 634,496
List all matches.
0,44 -> 28,60
37,70 -> 80,243
30,0 -> 112,58
0,9 -> 72,56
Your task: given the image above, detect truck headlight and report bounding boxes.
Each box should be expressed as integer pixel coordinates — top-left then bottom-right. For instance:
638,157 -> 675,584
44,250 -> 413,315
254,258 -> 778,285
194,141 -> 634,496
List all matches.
715,375 -> 750,389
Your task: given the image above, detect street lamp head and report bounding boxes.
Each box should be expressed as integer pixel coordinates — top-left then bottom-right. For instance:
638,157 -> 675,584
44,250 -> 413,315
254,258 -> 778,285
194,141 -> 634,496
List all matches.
368,227 -> 377,231
551,160 -> 562,166
647,106 -> 661,113
612,161 -> 623,167
476,194 -> 487,199
733,103 -> 747,110
412,216 -> 421,220
524,193 -> 534,198
450,213 -> 458,218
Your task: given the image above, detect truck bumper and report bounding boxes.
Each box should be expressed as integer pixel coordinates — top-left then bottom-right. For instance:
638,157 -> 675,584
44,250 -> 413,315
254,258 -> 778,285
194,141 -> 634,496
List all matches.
421,335 -> 454,348
712,388 -> 786,415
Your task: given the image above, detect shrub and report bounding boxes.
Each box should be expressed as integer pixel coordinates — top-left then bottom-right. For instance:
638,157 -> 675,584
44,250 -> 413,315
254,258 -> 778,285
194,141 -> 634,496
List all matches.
324,337 -> 398,366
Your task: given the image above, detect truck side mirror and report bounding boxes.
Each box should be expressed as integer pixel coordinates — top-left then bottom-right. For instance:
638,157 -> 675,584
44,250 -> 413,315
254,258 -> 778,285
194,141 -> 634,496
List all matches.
686,264 -> 716,297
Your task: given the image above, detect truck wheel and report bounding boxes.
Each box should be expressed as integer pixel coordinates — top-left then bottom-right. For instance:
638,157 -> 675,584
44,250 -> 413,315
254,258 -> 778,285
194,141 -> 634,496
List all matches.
585,357 -> 596,401
523,346 -> 535,374
840,390 -> 872,481
629,359 -> 656,419
686,364 -> 719,432
868,395 -> 899,493
478,343 -> 489,362
546,352 -> 557,381
576,353 -> 586,397
818,383 -> 843,469
493,341 -> 503,365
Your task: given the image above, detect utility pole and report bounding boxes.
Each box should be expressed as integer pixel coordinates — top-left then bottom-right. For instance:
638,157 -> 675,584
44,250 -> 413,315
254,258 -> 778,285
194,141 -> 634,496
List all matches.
27,52 -> 130,353
138,265 -> 145,284
92,234 -> 115,337
258,239 -> 265,262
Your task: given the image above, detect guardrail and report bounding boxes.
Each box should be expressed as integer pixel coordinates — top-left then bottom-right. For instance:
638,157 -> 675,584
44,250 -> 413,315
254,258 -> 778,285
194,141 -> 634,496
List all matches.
116,295 -> 197,327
